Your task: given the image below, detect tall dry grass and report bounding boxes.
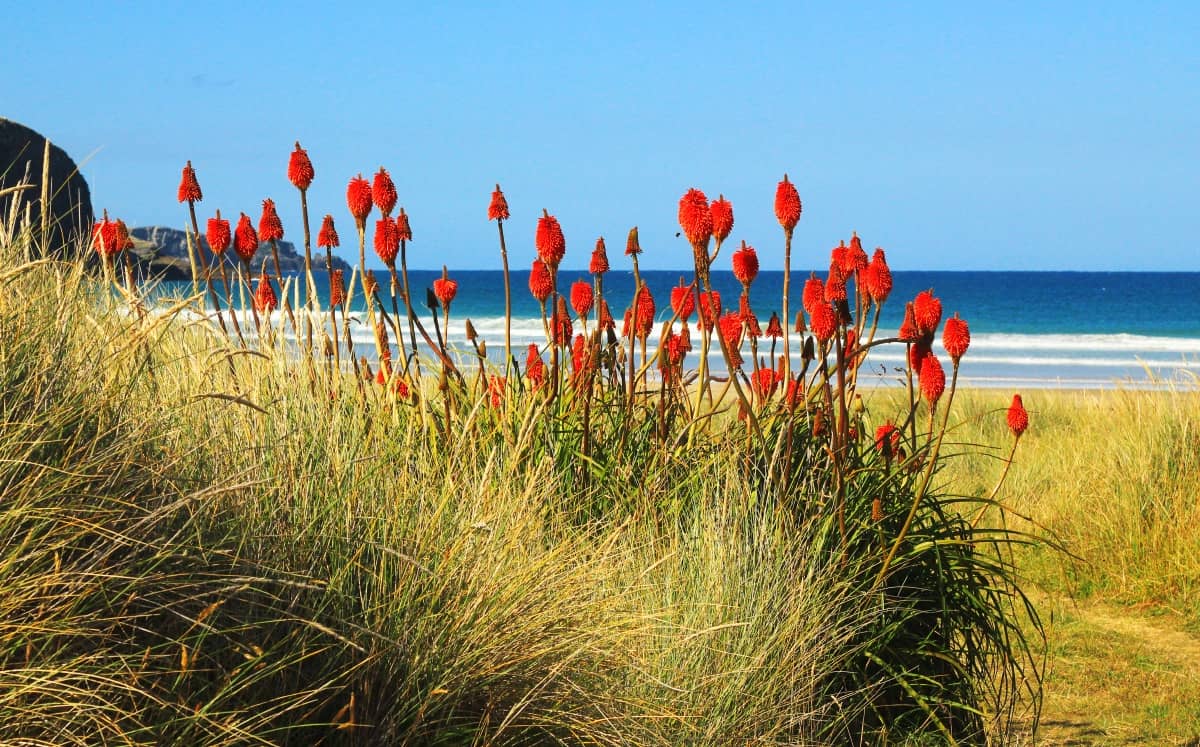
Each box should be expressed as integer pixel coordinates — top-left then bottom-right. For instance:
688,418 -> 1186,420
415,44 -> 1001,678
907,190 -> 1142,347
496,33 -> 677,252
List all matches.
938,385 -> 1200,614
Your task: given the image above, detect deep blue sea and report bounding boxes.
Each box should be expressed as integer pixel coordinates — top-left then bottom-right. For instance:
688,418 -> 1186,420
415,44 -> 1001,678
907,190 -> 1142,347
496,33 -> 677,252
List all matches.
169,269 -> 1200,389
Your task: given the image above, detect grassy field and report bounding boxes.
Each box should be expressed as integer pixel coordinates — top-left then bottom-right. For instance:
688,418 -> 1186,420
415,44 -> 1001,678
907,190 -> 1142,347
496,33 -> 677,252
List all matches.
939,386 -> 1200,745
3,191 -> 1197,743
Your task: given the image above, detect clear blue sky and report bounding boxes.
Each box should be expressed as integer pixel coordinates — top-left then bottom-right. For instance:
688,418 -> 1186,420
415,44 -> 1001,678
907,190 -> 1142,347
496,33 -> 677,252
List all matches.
4,2 -> 1197,271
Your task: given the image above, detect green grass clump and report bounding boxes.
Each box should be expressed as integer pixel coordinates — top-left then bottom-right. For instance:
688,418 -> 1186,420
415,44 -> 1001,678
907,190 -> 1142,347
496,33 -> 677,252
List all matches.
1,176 -> 1045,744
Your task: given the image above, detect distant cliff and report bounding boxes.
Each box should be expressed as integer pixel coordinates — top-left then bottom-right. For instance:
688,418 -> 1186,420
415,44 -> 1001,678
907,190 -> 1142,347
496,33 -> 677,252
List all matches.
126,226 -> 352,282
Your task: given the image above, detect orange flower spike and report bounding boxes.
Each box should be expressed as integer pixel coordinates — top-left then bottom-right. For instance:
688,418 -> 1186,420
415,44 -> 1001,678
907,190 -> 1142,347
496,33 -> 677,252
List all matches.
774,174 -> 801,232
597,299 -> 615,331
865,248 -> 893,304
553,296 -> 573,345
346,174 -> 373,229
589,237 -> 609,275
671,281 -> 696,322
802,274 -> 825,314
535,210 -> 566,268
114,219 -> 133,251
847,232 -> 869,275
698,290 -> 721,332
177,161 -> 202,203
1007,393 -> 1029,437
253,272 -> 277,312
919,353 -> 946,405
765,312 -> 782,339
373,216 -> 399,266
329,269 -> 345,307
677,188 -> 712,247
719,312 -> 745,367
258,198 -> 284,242
898,302 -> 920,342
433,267 -> 458,310
625,226 -> 642,256
528,259 -> 553,303
710,194 -> 734,244
635,284 -> 656,338
206,210 -> 231,255
233,213 -> 259,263
942,313 -> 971,363
570,280 -> 594,318
875,421 -> 901,458
810,303 -> 837,343
372,167 -> 397,216
317,214 -> 340,249
731,241 -> 758,289
913,289 -> 943,335
487,375 -> 506,407
395,208 -> 412,241
288,142 -> 315,191
488,184 -> 510,222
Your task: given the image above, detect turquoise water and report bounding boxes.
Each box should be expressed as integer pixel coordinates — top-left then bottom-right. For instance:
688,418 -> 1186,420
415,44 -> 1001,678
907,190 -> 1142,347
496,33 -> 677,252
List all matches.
166,269 -> 1200,389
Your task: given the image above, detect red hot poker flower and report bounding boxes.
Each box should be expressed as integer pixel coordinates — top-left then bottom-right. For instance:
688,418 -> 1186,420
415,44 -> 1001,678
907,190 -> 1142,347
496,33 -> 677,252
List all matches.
177,161 -> 202,203
864,248 -> 892,304
732,241 -> 758,288
330,269 -> 345,307
571,333 -> 587,375
258,198 -> 283,242
920,353 -> 946,405
774,174 -> 801,232
824,271 -> 847,303
374,216 -> 399,266
625,226 -> 642,256
678,188 -> 712,248
233,213 -> 259,263
570,280 -> 594,317
875,421 -> 901,458
698,290 -> 721,332
753,367 -> 779,399
898,302 -> 920,342
633,284 -> 656,338
810,302 -> 837,343
488,184 -> 510,221
526,343 -> 546,389
113,219 -> 133,252
552,297 -> 573,346
1008,393 -> 1029,437
529,259 -> 552,303
830,241 -> 849,277
710,195 -> 734,244
589,237 -> 609,275
346,174 -> 373,227
317,214 -> 339,248
487,375 -> 505,407
802,274 -> 825,315
288,142 -> 314,191
254,272 -> 277,312
536,210 -> 566,268
765,311 -> 782,339
671,281 -> 696,322
372,167 -> 397,216
206,210 -> 231,254
597,298 -> 615,331
92,213 -> 118,256
718,312 -> 745,367
942,313 -> 970,363
395,208 -> 412,241
433,268 -> 457,309
913,289 -> 943,335
847,232 -> 869,275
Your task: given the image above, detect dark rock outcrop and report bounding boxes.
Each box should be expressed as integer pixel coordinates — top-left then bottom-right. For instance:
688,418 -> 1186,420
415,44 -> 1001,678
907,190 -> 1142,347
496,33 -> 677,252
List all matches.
0,117 -> 94,258
128,225 -> 351,282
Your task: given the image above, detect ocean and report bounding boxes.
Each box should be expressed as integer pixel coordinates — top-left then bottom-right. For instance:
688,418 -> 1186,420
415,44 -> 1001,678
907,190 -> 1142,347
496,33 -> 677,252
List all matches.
167,269 -> 1200,390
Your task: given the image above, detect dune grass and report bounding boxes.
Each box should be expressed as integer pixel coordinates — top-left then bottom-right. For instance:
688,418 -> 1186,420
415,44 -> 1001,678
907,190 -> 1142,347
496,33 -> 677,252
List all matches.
0,169 -> 1052,744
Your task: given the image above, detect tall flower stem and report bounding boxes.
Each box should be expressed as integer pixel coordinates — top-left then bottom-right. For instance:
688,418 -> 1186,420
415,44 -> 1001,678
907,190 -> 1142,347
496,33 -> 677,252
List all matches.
386,264 -> 409,369
186,199 -> 230,339
399,238 -> 421,380
781,227 -> 793,383
324,246 -> 341,373
497,218 -> 512,380
268,238 -> 301,346
298,187 -> 316,356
